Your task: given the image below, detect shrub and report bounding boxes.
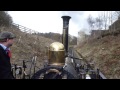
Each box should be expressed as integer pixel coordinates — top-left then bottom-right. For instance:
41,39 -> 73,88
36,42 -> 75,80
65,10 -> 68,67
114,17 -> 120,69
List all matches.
0,11 -> 13,27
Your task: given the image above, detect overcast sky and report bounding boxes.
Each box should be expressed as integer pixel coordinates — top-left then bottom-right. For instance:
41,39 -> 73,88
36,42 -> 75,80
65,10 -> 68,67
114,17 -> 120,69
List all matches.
8,11 -> 103,37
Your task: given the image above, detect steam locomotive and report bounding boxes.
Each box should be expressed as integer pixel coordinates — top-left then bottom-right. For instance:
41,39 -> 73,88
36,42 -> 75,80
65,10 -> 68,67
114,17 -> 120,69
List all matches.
12,16 -> 106,79
30,16 -> 101,79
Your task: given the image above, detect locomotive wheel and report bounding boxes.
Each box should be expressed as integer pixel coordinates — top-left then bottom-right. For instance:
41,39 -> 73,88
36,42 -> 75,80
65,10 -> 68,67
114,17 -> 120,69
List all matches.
31,66 -> 75,79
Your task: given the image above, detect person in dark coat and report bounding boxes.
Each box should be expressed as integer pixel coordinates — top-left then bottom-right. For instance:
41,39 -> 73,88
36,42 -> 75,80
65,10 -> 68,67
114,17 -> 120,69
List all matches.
0,31 -> 16,79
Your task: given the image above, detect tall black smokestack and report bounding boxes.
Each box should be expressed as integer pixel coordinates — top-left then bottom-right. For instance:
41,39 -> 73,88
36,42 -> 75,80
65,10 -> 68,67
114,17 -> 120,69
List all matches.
61,16 -> 71,54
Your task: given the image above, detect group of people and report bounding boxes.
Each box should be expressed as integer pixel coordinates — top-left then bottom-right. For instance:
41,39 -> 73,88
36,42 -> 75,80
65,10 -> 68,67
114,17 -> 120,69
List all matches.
0,31 -> 16,79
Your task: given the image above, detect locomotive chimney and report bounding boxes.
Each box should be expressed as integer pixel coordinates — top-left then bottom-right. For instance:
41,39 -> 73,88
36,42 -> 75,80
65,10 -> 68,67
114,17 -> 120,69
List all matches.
61,16 -> 71,55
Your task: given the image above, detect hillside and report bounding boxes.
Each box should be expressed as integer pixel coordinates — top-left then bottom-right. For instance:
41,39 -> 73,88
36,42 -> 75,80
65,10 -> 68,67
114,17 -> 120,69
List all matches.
76,30 -> 120,79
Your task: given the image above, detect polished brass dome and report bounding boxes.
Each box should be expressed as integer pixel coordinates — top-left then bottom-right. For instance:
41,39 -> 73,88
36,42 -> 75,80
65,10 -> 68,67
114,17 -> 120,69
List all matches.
48,42 -> 65,66
49,42 -> 65,51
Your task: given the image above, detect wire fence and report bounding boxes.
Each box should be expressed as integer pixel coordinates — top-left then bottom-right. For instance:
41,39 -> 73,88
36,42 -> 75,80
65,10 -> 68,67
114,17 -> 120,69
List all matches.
12,23 -> 40,35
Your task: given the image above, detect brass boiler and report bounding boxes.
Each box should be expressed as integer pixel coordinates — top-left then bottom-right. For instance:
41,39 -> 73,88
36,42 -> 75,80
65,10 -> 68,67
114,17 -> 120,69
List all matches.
48,42 -> 65,66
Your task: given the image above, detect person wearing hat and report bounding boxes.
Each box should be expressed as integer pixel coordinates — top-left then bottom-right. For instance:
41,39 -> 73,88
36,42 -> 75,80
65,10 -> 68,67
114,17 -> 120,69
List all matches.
0,31 -> 16,79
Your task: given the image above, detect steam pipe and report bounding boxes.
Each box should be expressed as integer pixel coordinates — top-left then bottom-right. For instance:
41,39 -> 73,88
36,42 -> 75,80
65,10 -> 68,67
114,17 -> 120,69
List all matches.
61,16 -> 71,55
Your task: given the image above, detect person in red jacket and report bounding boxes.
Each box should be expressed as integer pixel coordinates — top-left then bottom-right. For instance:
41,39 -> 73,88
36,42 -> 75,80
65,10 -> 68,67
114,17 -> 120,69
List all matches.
0,31 -> 16,79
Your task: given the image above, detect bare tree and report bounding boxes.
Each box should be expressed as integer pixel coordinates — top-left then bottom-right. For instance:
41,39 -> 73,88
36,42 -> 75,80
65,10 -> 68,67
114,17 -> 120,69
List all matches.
114,11 -> 120,19
95,16 -> 103,30
87,15 -> 95,31
101,11 -> 111,30
108,11 -> 115,31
